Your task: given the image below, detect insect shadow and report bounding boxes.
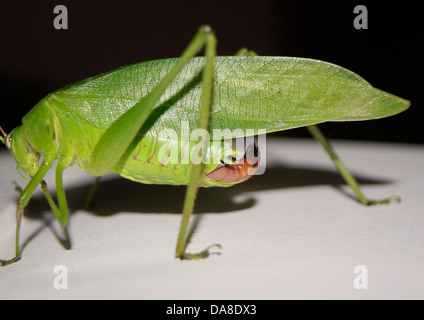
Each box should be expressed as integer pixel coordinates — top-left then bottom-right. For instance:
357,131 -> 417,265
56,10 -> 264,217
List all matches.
19,162 -> 393,251
24,162 -> 392,218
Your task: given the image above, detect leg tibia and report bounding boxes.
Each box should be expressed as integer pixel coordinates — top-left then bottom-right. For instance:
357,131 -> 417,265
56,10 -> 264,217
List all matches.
307,124 -> 400,206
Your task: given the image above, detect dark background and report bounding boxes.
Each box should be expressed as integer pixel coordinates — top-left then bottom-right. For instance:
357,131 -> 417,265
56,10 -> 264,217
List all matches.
0,1 -> 420,148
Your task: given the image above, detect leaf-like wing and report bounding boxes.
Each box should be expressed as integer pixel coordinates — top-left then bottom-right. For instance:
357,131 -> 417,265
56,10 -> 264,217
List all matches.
49,56 -> 410,139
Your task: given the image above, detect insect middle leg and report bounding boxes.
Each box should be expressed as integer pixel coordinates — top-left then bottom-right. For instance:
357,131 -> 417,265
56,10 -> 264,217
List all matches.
175,45 -> 265,259
87,25 -> 222,260
84,177 -> 100,210
175,27 -> 221,260
39,159 -> 72,249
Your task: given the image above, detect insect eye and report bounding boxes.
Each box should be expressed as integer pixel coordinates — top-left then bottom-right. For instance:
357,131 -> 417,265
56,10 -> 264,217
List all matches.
6,135 -> 12,149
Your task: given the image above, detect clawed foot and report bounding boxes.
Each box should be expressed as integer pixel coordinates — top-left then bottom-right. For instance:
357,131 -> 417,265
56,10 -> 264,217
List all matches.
0,256 -> 21,267
362,195 -> 401,206
177,244 -> 222,260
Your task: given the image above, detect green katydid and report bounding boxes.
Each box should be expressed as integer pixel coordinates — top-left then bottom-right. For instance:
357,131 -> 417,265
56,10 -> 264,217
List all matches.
0,25 -> 410,266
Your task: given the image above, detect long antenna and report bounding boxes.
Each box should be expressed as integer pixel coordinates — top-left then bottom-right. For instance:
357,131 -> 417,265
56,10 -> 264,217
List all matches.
0,126 -> 7,144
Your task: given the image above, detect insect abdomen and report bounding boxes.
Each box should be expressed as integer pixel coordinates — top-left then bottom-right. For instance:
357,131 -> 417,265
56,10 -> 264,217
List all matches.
47,97 -> 223,185
113,135 -> 217,186
47,96 -> 246,188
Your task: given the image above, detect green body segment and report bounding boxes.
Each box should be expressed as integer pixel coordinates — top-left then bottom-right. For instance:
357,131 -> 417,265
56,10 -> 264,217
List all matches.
10,56 -> 409,187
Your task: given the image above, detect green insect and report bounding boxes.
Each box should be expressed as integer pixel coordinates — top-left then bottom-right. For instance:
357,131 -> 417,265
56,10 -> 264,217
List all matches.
0,25 -> 410,266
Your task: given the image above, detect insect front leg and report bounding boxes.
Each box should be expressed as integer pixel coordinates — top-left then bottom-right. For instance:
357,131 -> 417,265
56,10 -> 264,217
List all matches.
0,155 -> 55,266
307,125 -> 400,205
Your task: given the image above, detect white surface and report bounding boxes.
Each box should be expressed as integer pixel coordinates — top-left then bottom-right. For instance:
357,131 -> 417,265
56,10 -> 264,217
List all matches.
0,138 -> 423,300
